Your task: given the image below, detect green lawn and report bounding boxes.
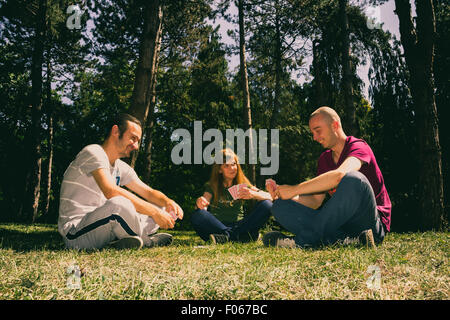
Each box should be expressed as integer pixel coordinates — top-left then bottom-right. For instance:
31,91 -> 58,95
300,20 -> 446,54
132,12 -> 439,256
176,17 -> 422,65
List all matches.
0,223 -> 448,300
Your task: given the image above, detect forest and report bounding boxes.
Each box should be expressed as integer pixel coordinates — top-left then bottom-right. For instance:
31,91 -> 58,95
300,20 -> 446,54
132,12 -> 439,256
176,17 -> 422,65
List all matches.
0,0 -> 448,232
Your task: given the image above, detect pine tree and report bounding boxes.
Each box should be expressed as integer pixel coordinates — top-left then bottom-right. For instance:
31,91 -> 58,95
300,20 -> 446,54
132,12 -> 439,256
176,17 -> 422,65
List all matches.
395,0 -> 446,230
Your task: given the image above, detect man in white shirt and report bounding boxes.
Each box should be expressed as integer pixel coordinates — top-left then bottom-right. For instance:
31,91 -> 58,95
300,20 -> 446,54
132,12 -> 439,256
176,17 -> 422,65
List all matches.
58,114 -> 183,250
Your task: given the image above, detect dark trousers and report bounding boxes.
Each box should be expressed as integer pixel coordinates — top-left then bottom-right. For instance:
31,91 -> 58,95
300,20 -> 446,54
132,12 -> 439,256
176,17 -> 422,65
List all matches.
191,200 -> 273,242
272,171 -> 385,247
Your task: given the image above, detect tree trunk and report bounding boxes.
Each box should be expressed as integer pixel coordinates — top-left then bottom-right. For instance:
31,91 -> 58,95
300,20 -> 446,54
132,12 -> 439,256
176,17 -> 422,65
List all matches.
129,0 -> 163,168
45,111 -> 53,215
312,38 -> 328,107
338,0 -> 357,136
21,0 -> 46,223
44,56 -> 53,216
140,45 -> 161,184
142,104 -> 156,184
270,1 -> 282,130
140,9 -> 163,182
238,0 -> 255,184
395,0 -> 446,230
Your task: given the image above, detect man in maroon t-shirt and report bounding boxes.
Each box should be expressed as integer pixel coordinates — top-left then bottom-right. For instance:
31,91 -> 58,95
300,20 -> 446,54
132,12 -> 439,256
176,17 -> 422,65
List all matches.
263,106 -> 390,248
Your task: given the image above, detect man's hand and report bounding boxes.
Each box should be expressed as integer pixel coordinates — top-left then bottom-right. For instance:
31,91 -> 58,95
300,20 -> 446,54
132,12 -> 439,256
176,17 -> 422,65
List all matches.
266,179 -> 278,200
277,184 -> 300,200
153,207 -> 176,229
165,199 -> 184,220
195,196 -> 210,210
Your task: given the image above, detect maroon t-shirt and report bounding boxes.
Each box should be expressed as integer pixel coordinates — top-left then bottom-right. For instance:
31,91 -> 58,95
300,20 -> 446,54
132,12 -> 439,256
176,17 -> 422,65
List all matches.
317,136 -> 391,232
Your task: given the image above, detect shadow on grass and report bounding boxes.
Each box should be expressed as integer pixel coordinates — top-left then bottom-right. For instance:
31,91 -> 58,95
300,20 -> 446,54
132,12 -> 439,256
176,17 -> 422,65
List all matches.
1,224 -> 381,252
0,225 -> 66,252
0,224 -> 203,252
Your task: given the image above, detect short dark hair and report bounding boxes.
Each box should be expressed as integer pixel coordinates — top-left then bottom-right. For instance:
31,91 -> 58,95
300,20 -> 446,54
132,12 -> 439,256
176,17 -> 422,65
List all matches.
105,113 -> 142,140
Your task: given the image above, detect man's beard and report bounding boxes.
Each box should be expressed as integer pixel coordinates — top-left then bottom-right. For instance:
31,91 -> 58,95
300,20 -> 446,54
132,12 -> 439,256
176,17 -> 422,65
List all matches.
119,145 -> 135,158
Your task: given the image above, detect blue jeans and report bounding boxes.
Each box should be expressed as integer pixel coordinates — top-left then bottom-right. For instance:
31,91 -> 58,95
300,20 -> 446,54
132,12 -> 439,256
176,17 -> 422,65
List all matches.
272,171 -> 385,247
191,200 -> 273,242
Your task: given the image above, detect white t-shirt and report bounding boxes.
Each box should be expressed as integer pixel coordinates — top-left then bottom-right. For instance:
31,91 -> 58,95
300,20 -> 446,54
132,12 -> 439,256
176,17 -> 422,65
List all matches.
58,144 -> 139,236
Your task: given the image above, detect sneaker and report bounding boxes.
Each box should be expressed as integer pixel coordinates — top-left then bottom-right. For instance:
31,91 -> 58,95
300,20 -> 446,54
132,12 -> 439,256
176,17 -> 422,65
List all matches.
359,229 -> 376,249
144,233 -> 173,248
209,233 -> 230,244
108,236 -> 143,250
262,231 -> 297,248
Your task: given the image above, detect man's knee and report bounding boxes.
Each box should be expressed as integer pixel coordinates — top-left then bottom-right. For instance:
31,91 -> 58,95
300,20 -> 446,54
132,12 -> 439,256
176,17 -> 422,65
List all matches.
342,170 -> 366,181
107,196 -> 136,215
339,171 -> 370,190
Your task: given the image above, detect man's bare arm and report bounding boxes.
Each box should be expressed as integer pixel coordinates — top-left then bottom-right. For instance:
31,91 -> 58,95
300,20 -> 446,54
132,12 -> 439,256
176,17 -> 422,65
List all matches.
277,157 -> 364,205
91,168 -> 175,229
292,194 -> 326,210
126,178 -> 184,220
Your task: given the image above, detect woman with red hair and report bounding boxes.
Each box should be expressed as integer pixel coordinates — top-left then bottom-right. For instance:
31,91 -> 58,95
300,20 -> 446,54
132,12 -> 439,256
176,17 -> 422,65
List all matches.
191,149 -> 273,244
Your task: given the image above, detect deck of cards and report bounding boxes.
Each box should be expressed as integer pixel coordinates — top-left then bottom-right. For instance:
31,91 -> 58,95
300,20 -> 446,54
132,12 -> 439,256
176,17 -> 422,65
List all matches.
228,183 -> 247,200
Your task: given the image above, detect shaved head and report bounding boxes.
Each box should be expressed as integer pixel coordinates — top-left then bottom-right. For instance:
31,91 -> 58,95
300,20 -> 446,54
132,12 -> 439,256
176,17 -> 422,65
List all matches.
310,106 -> 342,126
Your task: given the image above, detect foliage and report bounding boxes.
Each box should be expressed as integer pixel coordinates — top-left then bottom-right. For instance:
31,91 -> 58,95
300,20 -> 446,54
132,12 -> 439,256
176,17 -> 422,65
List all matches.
0,0 -> 447,230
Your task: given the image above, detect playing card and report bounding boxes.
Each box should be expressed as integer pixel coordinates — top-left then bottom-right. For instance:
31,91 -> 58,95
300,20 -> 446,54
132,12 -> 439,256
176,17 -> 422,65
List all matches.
168,210 -> 178,220
235,185 -> 241,198
237,183 -> 247,191
265,179 -> 277,191
163,207 -> 178,220
234,186 -> 239,198
237,184 -> 247,198
228,184 -> 248,200
228,185 -> 238,200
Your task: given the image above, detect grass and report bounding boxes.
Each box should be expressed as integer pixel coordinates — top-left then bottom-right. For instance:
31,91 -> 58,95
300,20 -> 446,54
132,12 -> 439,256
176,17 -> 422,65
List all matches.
0,223 -> 448,300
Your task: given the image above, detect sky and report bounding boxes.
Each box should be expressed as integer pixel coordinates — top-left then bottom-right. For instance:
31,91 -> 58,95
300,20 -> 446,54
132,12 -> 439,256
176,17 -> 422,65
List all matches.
61,0 -> 413,104
212,0 -> 410,100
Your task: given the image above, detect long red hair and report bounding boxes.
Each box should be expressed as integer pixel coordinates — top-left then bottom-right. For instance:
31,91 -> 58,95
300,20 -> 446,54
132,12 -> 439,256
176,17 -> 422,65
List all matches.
208,149 -> 253,205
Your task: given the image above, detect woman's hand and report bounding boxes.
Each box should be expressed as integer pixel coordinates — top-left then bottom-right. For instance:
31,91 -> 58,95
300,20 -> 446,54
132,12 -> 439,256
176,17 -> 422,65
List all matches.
238,186 -> 273,201
237,186 -> 254,200
196,196 -> 210,210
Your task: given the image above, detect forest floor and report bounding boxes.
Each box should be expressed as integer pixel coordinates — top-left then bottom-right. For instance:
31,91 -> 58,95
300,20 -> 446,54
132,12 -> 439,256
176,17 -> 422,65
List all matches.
0,223 -> 448,300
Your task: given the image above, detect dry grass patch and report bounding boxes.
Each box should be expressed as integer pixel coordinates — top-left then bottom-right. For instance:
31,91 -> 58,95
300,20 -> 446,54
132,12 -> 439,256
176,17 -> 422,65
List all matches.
0,224 -> 448,300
